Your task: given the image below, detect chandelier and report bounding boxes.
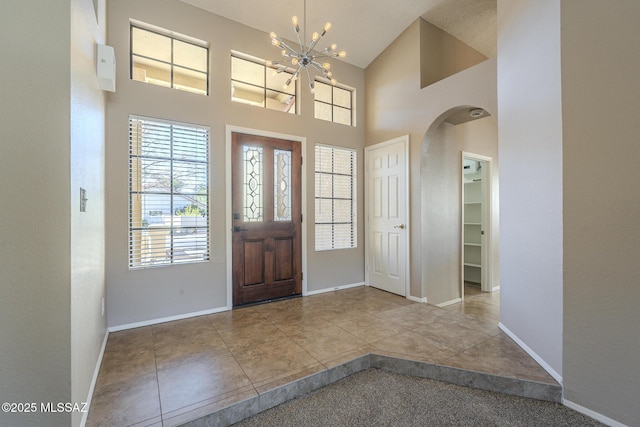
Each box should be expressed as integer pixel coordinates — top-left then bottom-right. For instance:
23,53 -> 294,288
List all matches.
267,0 -> 346,93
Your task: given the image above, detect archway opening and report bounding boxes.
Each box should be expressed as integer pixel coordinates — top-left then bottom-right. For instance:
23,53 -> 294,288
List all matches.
419,106 -> 499,307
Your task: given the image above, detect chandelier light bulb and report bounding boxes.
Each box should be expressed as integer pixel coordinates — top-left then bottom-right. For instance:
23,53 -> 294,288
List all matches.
267,0 -> 346,93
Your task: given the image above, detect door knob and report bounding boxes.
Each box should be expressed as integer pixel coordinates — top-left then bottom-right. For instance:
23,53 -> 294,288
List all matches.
394,224 -> 406,229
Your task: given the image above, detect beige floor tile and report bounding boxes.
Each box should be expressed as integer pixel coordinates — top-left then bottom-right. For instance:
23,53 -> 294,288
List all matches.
290,324 -> 369,361
217,321 -> 288,353
232,337 -> 320,386
88,286 -> 560,425
153,329 -> 229,370
371,330 -> 460,361
333,313 -> 410,342
441,333 -> 556,384
157,352 -> 253,414
410,318 -> 493,352
86,373 -> 161,427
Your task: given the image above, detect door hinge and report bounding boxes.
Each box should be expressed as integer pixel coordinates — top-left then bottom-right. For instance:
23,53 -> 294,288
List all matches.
301,214 -> 303,223
301,272 -> 303,280
301,157 -> 303,165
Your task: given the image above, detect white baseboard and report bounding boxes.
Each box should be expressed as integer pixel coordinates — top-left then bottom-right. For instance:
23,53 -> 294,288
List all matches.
305,282 -> 365,296
108,306 -> 230,332
80,330 -> 109,427
436,297 -> 462,307
407,294 -> 427,303
492,285 -> 501,292
498,322 -> 563,384
563,399 -> 628,427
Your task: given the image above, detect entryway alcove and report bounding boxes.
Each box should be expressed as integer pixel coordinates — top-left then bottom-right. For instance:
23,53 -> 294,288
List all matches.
420,107 -> 499,306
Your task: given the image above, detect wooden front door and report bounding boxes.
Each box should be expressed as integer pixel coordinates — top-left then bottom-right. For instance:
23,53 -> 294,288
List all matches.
232,132 -> 302,306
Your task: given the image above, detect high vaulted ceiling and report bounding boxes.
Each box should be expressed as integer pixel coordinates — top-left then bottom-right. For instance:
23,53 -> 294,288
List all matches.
178,0 -> 496,68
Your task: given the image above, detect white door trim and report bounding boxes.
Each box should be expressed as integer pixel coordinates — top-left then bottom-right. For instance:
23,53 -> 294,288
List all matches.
365,135 -> 410,298
225,125 -> 307,309
461,151 -> 493,297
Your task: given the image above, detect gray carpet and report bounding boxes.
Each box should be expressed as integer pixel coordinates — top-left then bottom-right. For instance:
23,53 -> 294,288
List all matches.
232,369 -> 604,427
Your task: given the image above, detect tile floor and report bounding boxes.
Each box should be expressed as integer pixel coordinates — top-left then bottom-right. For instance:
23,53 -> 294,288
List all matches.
87,285 -> 557,427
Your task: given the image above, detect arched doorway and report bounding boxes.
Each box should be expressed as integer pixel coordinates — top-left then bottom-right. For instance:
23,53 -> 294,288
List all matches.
419,106 -> 499,306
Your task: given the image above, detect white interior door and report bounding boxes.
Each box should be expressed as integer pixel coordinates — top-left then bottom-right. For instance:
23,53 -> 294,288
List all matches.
365,136 -> 409,296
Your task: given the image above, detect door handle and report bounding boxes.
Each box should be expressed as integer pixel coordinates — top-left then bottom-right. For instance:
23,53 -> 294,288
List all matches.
234,226 -> 248,232
394,224 -> 406,229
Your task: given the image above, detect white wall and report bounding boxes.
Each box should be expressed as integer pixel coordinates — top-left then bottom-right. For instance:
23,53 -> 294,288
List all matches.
106,0 -> 365,328
0,2 -> 73,426
561,1 -> 640,425
497,0 -> 563,379
70,0 -> 108,426
365,18 -> 497,303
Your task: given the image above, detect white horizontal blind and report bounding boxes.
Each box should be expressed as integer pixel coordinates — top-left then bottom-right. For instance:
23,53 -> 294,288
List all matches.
129,116 -> 209,269
315,144 -> 357,251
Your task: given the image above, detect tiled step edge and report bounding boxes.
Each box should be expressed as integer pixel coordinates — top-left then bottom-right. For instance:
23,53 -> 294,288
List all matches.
370,354 -> 562,403
177,353 -> 562,427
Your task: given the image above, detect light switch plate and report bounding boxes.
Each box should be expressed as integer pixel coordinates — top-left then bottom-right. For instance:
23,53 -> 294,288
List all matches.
80,188 -> 87,212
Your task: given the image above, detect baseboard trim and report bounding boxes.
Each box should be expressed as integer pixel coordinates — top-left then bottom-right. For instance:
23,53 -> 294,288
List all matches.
304,282 -> 364,296
80,330 -> 109,427
498,322 -> 563,384
407,294 -> 427,303
563,399 -> 628,427
492,285 -> 501,292
108,306 -> 230,332
436,298 -> 462,308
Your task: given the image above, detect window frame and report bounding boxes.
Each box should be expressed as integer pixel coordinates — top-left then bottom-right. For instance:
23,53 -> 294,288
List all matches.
314,144 -> 357,251
230,51 -> 299,114
128,115 -> 210,269
313,79 -> 355,126
130,21 -> 210,95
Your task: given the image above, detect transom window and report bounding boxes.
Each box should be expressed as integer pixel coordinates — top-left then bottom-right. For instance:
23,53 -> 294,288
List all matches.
315,144 -> 357,251
129,116 -> 210,268
231,53 -> 297,114
314,80 -> 354,126
130,21 -> 209,95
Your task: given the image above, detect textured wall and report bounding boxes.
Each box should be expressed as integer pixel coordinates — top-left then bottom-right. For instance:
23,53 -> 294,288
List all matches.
561,1 -> 640,425
70,0 -> 108,425
365,18 -> 497,302
0,2 -> 73,426
497,0 -> 563,378
106,0 -> 366,328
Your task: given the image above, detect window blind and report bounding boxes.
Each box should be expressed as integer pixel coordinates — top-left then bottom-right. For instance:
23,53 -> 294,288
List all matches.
129,116 -> 210,268
315,144 -> 357,251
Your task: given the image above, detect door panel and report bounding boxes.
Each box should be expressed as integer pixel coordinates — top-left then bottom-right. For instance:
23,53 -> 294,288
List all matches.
232,133 -> 302,305
367,138 -> 407,296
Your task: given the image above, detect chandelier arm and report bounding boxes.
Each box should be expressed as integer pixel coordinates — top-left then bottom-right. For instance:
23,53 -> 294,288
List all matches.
279,41 -> 299,56
304,66 -> 314,89
308,36 -> 322,53
294,28 -> 305,53
309,62 -> 326,74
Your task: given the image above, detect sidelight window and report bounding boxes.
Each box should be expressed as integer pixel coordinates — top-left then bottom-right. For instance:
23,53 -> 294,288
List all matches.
315,144 -> 357,250
129,116 -> 210,268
